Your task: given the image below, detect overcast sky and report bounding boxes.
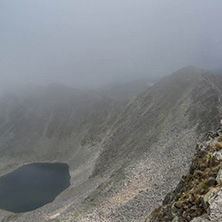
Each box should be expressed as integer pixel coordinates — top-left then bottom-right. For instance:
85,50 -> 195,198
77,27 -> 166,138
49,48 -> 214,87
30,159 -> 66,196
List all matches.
1,0 -> 222,90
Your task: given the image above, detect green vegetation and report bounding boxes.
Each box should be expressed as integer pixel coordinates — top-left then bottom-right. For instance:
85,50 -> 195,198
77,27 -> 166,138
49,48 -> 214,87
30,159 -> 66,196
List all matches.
218,136 -> 222,142
215,142 -> 222,149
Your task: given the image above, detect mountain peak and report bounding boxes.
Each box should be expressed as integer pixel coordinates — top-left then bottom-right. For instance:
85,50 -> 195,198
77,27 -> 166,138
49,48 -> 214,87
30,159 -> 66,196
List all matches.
172,66 -> 210,78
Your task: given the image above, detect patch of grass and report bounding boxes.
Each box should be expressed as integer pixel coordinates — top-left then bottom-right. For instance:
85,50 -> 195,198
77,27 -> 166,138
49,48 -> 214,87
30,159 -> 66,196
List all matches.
215,142 -> 222,150
218,136 -> 222,142
194,170 -> 203,178
151,206 -> 161,218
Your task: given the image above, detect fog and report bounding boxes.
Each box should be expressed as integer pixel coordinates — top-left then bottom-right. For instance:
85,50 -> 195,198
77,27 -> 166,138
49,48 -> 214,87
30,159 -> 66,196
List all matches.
1,0 -> 222,91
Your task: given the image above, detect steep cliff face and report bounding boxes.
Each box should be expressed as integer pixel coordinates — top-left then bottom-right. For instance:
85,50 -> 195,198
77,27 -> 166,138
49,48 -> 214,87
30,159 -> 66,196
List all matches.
0,67 -> 222,222
148,125 -> 222,222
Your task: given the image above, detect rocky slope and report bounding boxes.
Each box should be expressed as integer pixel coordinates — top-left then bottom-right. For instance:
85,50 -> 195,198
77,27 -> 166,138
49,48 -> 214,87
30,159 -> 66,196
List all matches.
0,67 -> 222,222
147,125 -> 222,222
66,67 -> 222,222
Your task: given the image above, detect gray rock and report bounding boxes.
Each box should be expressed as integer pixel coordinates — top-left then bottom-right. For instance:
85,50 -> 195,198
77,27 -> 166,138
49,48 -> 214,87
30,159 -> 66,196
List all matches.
172,216 -> 179,222
190,205 -> 198,211
191,217 -> 209,222
209,190 -> 222,221
196,142 -> 207,151
216,168 -> 222,185
192,190 -> 222,222
217,129 -> 222,136
212,151 -> 222,161
200,188 -> 218,209
207,131 -> 215,140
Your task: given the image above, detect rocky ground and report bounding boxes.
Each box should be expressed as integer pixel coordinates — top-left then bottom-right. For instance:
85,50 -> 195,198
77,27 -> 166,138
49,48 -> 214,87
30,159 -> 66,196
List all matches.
147,125 -> 222,222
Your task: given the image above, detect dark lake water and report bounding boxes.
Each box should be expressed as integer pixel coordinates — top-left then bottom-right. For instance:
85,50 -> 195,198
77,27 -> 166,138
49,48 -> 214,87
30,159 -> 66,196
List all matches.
0,163 -> 70,213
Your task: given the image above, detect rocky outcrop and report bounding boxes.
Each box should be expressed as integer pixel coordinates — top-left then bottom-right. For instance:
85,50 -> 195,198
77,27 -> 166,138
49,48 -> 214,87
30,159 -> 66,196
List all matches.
148,126 -> 222,222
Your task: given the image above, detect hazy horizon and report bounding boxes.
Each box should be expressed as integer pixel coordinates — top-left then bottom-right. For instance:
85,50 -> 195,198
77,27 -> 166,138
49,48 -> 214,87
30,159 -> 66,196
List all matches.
1,0 -> 222,91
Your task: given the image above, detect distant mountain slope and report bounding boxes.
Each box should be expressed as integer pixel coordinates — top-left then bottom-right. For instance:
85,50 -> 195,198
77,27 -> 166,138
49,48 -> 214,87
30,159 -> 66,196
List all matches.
0,84 -> 107,160
0,84 -> 115,222
0,67 -> 222,222
66,67 -> 222,222
97,79 -> 154,100
91,66 -> 222,178
211,68 -> 222,76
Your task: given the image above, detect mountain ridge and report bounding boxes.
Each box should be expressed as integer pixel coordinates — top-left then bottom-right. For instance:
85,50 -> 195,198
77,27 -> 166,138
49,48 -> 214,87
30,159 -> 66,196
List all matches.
0,66 -> 222,222
62,67 -> 222,221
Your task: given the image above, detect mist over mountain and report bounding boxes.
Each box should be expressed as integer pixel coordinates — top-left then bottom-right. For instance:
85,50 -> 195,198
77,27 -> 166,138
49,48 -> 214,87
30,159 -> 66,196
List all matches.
97,79 -> 154,100
211,68 -> 222,76
0,67 -> 221,221
1,1 -> 222,90
1,0 -> 222,221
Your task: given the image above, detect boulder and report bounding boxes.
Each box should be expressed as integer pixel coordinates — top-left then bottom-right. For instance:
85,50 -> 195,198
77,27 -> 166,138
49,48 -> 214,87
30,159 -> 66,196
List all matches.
200,188 -> 218,209
212,150 -> 222,161
209,190 -> 222,221
172,216 -> 179,222
216,168 -> 222,185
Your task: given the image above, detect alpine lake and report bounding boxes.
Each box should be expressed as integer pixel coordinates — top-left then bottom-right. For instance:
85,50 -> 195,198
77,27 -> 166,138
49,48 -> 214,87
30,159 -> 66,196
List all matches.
0,163 -> 70,213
